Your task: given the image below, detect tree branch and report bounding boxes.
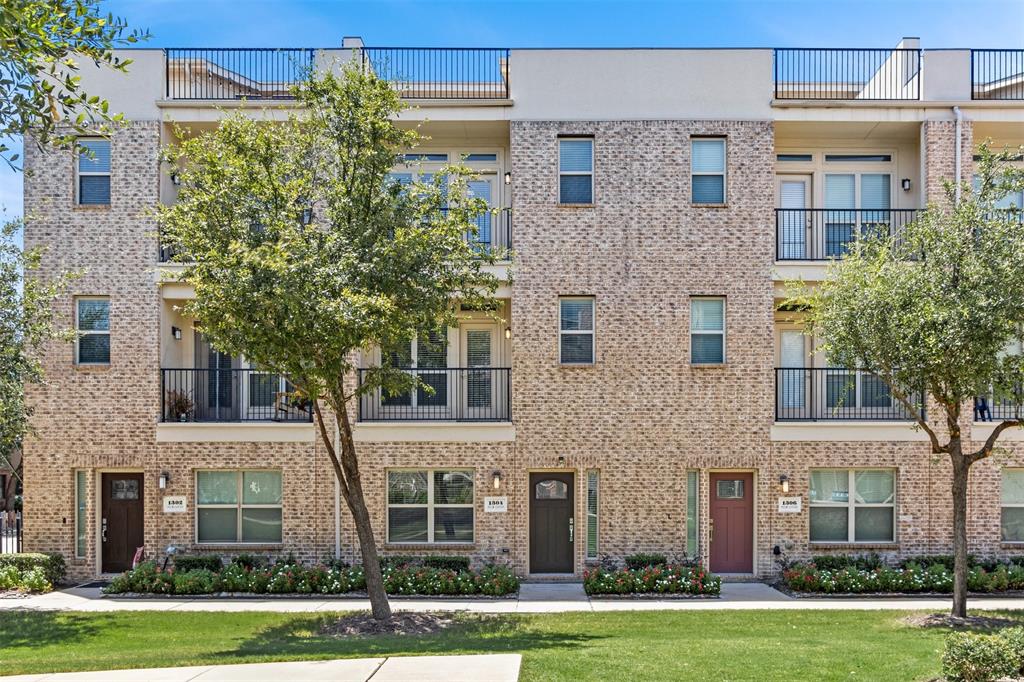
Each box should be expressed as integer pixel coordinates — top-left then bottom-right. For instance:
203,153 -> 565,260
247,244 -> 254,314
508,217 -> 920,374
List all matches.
970,419 -> 1023,462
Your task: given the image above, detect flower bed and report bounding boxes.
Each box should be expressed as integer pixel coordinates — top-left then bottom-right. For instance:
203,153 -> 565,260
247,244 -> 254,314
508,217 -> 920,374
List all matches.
583,564 -> 721,596
782,558 -> 1024,594
103,559 -> 519,597
0,553 -> 64,593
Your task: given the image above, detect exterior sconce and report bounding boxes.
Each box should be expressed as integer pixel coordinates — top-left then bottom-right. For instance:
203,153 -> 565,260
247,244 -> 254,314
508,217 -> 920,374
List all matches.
557,455 -> 566,468
158,472 -> 171,489
901,178 -> 912,192
503,171 -> 512,186
170,172 -> 181,186
492,470 -> 503,490
171,326 -> 182,341
779,474 -> 790,494
504,327 -> 511,340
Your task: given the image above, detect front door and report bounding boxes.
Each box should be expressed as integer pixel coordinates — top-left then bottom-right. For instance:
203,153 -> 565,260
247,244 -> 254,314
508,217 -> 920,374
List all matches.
778,330 -> 808,418
529,472 -> 574,573
101,473 -> 144,573
709,472 -> 754,574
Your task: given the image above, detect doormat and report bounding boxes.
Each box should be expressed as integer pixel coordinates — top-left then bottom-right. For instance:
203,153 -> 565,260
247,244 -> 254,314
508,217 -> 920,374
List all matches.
76,581 -> 110,588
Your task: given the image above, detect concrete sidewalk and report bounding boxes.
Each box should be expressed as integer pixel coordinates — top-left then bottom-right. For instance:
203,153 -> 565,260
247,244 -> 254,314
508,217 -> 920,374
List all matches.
2,655 -> 522,682
4,581 -> 1024,612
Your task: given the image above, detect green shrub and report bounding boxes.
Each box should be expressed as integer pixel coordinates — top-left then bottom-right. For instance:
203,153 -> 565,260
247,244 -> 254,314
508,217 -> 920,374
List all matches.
173,555 -> 223,572
0,553 -> 66,585
900,554 -> 978,571
942,631 -> 1017,682
103,561 -> 174,595
230,554 -> 268,570
380,555 -> 417,569
811,553 -> 882,571
624,553 -> 668,570
1000,627 -> 1024,676
423,555 -> 471,572
219,563 -> 251,592
172,569 -> 218,595
0,564 -> 50,592
584,564 -> 720,596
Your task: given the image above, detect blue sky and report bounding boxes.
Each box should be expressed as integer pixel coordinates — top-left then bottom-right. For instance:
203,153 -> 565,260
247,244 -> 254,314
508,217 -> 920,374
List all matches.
3,0 -> 1023,220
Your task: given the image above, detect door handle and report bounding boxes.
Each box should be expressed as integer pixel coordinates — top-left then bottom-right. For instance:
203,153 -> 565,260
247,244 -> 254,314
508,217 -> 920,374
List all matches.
709,518 -> 714,544
101,517 -> 108,543
568,517 -> 574,543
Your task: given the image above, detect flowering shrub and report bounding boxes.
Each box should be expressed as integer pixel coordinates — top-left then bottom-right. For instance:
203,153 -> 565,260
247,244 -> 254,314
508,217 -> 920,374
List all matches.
583,564 -> 721,596
782,560 -> 1024,594
172,569 -> 219,594
943,629 -> 1023,682
0,564 -> 51,593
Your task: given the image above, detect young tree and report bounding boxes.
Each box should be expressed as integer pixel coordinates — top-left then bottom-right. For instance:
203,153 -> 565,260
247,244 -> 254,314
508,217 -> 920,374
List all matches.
0,217 -> 76,506
787,145 -> 1024,617
1,0 -> 147,167
157,62 -> 501,620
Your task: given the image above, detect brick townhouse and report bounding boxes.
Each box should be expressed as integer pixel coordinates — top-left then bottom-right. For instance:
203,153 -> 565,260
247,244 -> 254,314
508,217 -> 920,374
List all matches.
20,38 -> 1024,582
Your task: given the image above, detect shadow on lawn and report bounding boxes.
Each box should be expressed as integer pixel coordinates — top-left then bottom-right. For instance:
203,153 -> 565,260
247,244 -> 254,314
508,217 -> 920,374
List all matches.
218,613 -> 595,661
0,611 -> 104,648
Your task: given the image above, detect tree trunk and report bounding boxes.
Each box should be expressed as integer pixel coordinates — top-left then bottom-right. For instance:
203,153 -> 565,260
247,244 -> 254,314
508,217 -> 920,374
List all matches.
950,444 -> 971,618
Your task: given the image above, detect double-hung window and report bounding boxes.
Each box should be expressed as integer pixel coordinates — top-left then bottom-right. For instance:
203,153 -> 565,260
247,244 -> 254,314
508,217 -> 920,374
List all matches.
809,469 -> 895,543
1002,470 -> 1024,542
387,469 -> 474,544
77,139 -> 111,205
691,138 -> 726,204
690,297 -> 725,364
196,470 -> 283,544
559,137 -> 593,204
75,297 -> 110,365
559,297 -> 594,364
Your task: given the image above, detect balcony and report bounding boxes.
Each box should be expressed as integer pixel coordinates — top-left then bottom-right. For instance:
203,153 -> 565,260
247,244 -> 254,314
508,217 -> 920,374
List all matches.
774,48 -> 921,100
362,47 -> 510,100
775,209 -> 919,261
972,50 -> 1024,101
161,368 -> 312,422
775,368 -> 924,422
357,367 -> 511,422
165,48 -> 316,100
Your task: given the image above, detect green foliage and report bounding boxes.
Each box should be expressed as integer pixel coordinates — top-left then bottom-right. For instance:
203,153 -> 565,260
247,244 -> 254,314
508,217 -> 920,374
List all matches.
583,565 -> 721,596
422,555 -> 471,572
942,630 -> 1019,682
624,553 -> 668,570
0,552 -> 66,585
0,0 -> 148,167
811,554 -> 882,571
0,564 -> 51,592
782,557 -> 1024,594
171,569 -> 219,595
229,554 -> 268,570
172,555 -> 223,572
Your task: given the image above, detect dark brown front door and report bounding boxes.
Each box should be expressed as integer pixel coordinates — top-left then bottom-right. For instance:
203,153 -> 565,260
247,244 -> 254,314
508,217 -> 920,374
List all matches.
529,472 -> 574,573
101,473 -> 144,573
709,472 -> 753,574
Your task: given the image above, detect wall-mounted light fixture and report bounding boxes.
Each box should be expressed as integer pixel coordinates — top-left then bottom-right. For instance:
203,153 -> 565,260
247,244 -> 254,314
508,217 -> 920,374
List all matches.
171,326 -> 182,341
557,455 -> 566,468
779,474 -> 790,494
492,470 -> 503,490
170,172 -> 181,186
158,472 -> 171,490
901,178 -> 912,192
504,327 -> 512,340
503,171 -> 512,186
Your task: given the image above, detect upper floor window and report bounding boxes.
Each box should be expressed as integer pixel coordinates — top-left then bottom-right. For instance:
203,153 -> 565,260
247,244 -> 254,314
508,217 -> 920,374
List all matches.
75,297 -> 110,365
691,138 -> 726,204
77,139 -> 111,205
559,297 -> 594,364
690,297 -> 725,364
559,137 -> 593,204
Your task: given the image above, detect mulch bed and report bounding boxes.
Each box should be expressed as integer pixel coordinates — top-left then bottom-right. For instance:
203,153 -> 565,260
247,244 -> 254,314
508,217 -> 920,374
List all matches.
902,613 -> 1021,629
587,593 -> 719,600
319,611 -> 458,637
774,583 -> 1024,600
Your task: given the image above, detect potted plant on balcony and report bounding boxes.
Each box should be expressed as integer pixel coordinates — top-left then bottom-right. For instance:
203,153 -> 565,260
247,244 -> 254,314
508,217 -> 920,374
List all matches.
165,389 -> 194,422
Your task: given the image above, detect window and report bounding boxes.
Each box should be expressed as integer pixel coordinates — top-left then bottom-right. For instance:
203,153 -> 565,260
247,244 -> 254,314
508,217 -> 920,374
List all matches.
381,329 -> 448,408
196,470 -> 282,544
690,297 -> 725,364
1002,470 -> 1024,542
75,297 -> 110,365
559,297 -> 594,364
777,153 -> 813,162
824,154 -> 892,163
75,471 -> 87,558
559,137 -> 593,204
973,174 -> 1024,210
809,469 -> 895,543
686,470 -> 699,557
77,139 -> 111,205
387,470 -> 473,544
586,471 -> 599,560
691,138 -> 726,204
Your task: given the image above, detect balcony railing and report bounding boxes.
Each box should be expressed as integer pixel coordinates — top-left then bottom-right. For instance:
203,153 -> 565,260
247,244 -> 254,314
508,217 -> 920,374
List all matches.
161,368 -> 312,422
165,48 -> 316,100
775,368 -> 924,422
775,209 -> 919,261
774,48 -> 921,100
357,367 -> 511,422
362,47 -> 510,99
972,50 -> 1024,101
976,387 -> 1024,422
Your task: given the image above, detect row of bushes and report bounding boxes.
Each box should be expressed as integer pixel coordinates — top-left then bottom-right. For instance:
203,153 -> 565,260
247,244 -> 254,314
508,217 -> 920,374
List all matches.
806,553 -> 1024,573
0,553 -> 65,589
171,553 -> 472,574
105,559 -> 519,596
583,564 -> 721,596
943,628 -> 1024,682
782,561 -> 1024,594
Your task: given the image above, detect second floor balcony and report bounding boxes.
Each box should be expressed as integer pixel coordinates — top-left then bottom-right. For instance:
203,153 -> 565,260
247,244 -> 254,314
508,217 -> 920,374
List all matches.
775,208 -> 919,261
161,368 -> 313,423
775,367 -> 924,422
358,367 -> 511,422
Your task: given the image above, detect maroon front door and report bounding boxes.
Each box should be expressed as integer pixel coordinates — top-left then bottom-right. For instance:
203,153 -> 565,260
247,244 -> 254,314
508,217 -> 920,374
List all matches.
709,472 -> 753,573
101,473 -> 144,573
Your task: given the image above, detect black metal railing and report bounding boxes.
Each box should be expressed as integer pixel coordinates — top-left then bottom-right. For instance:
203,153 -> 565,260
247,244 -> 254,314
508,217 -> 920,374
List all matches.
775,368 -> 924,421
0,512 -> 22,554
358,367 -> 511,422
161,368 -> 312,422
774,48 -> 921,100
362,48 -> 510,99
165,48 -> 316,100
972,50 -> 1024,100
976,387 -> 1024,422
775,209 -> 919,261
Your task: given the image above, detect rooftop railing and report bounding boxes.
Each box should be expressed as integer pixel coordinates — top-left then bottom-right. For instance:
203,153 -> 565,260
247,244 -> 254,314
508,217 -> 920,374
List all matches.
165,48 -> 316,100
972,50 -> 1024,100
774,48 -> 921,100
362,47 -> 510,99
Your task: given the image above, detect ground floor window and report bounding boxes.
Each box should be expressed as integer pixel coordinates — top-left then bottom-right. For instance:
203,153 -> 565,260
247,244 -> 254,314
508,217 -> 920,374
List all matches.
75,471 -> 87,558
1002,469 -> 1024,542
387,469 -> 474,544
586,471 -> 599,559
686,470 -> 699,555
196,470 -> 282,544
809,469 -> 895,543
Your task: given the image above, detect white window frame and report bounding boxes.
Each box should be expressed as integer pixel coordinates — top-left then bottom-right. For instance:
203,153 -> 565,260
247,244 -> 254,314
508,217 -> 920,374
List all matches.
686,470 -> 700,557
74,296 -> 110,365
386,468 -> 475,545
809,468 -> 896,544
691,137 -> 727,204
74,470 -> 87,558
559,296 -> 595,365
195,469 -> 283,545
76,137 -> 111,206
586,470 -> 599,560
690,296 -> 726,365
558,137 -> 594,205
1001,468 -> 1024,543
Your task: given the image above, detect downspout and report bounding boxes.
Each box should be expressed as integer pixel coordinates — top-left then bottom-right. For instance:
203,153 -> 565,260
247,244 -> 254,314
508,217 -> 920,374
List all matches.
954,106 -> 963,203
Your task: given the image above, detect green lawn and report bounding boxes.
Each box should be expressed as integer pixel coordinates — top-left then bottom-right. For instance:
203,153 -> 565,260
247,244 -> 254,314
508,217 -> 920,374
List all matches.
0,609 -> 1001,680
